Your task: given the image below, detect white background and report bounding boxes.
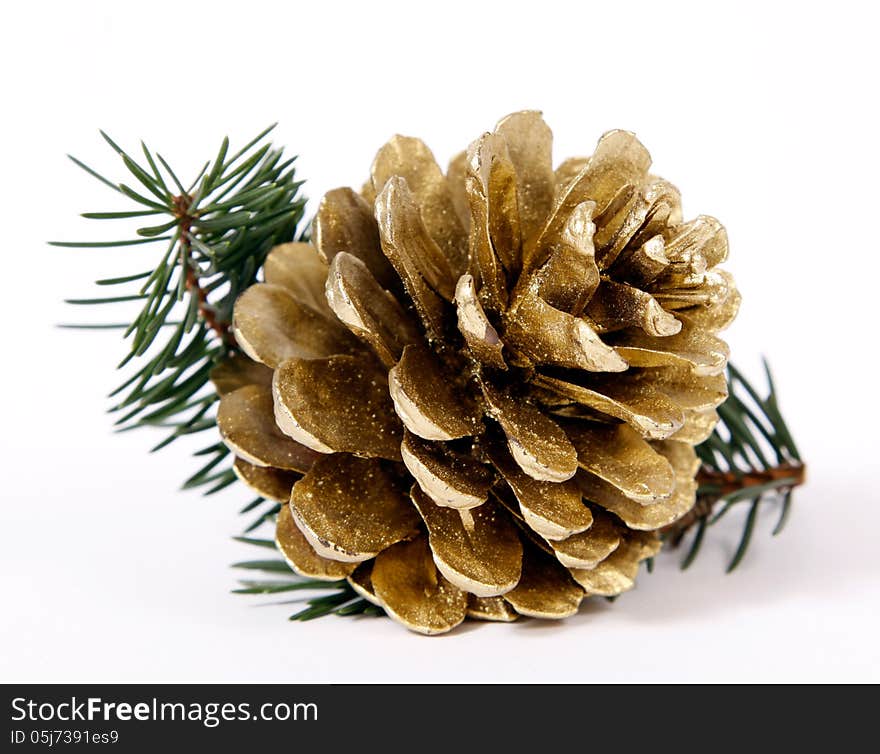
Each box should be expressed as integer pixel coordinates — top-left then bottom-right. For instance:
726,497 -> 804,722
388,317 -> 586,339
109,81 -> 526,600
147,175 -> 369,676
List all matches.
2,0 -> 878,682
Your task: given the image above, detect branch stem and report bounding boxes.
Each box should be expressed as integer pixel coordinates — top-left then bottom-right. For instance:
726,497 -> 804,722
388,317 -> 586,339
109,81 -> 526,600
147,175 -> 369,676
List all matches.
174,194 -> 235,349
665,462 -> 806,542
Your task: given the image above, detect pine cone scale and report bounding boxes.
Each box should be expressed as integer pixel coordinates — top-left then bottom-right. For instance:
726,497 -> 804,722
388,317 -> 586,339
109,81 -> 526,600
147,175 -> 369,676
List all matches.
325,250 -> 419,368
494,110 -> 556,246
216,383 -> 320,472
488,446 -> 594,541
568,422 -> 676,504
549,509 -> 621,570
412,487 -> 523,598
453,274 -> 507,369
503,545 -> 585,619
531,201 -> 600,316
387,344 -> 479,441
232,458 -> 300,502
276,503 -> 357,581
504,288 -> 629,372
370,135 -> 469,275
534,129 -> 652,260
263,241 -> 337,319
290,454 -> 420,563
532,372 -> 685,440
467,132 -> 523,284
272,354 -> 403,460
569,532 -> 662,596
371,535 -> 468,635
401,431 -> 493,510
481,379 -> 579,483
313,187 -> 397,290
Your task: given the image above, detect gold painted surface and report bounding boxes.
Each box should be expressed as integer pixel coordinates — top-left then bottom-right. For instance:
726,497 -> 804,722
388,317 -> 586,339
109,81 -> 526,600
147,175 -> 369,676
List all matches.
466,595 -> 519,622
610,235 -> 670,288
263,242 -> 334,319
504,546 -> 584,619
388,344 -> 480,441
374,175 -> 457,301
276,503 -> 356,580
535,201 -> 600,315
673,408 -> 719,444
453,274 -> 507,369
347,562 -> 382,606
569,532 -> 661,597
290,454 -> 420,563
467,132 -> 523,279
495,111 -> 555,248
654,272 -> 736,317
611,320 -> 729,377
504,288 -> 628,372
554,157 -> 588,191
653,439 -> 701,479
548,509 -> 620,569
534,130 -> 652,265
579,469 -> 695,530
568,422 -> 675,503
445,151 -> 471,230
232,283 -> 359,369
371,536 -> 468,635
663,215 -> 728,268
313,187 -> 398,290
636,180 -> 683,243
676,271 -> 741,332
371,135 -> 468,276
374,178 -> 449,339
627,365 -> 728,412
272,354 -> 402,460
587,279 -> 682,337
577,440 -> 700,531
212,111 -> 743,631
401,432 -> 494,510
482,381 -> 578,483
490,444 -> 593,541
325,251 -> 420,367
464,137 -> 510,311
595,179 -> 681,270
534,373 -> 684,441
411,487 -> 522,598
209,353 -> 273,396
232,457 -> 301,502
217,384 -> 325,472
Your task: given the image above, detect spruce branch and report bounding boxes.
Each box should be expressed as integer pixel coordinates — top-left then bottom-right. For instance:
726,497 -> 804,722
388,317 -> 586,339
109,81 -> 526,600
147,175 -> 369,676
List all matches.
665,360 -> 806,571
54,125 -> 306,492
231,558 -> 382,621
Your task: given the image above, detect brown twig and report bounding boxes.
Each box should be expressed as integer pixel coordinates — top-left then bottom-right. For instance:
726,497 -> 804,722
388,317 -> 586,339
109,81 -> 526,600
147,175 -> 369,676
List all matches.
173,194 -> 236,349
695,463 -> 806,497
663,462 -> 807,543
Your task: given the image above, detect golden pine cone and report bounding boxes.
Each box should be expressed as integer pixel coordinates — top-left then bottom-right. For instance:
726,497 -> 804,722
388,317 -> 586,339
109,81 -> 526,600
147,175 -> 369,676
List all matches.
213,111 -> 739,634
